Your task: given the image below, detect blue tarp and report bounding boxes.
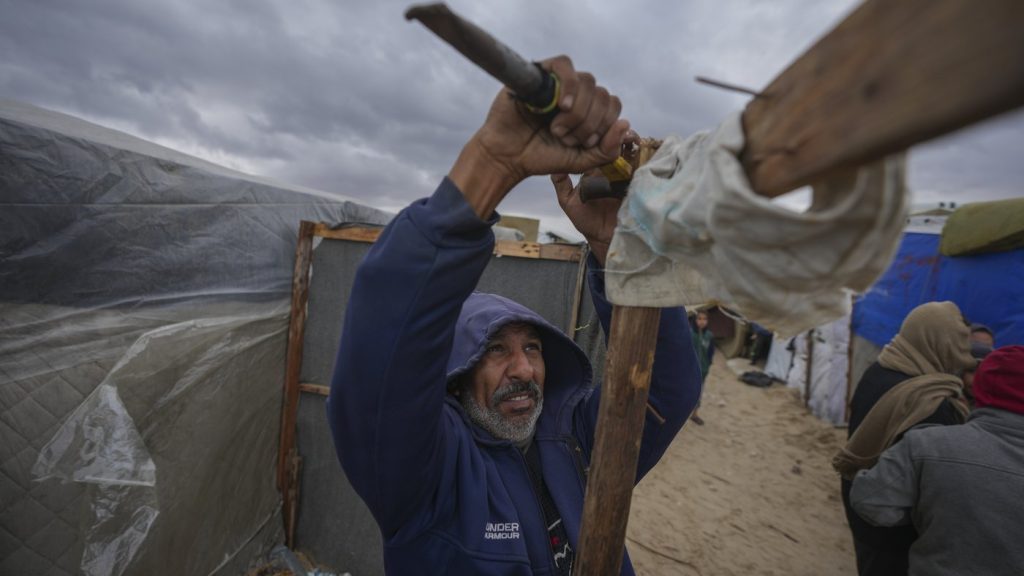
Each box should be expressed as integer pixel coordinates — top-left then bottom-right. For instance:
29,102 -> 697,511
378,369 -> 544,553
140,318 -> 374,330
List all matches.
853,232 -> 1024,348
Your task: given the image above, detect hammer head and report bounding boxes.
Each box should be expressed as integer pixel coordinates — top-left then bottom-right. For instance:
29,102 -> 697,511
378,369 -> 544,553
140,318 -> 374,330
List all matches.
578,137 -> 661,202
578,176 -> 630,202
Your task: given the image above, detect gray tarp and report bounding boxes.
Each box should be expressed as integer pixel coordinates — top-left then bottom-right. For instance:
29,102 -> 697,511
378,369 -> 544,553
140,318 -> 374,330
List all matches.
0,100 -> 390,576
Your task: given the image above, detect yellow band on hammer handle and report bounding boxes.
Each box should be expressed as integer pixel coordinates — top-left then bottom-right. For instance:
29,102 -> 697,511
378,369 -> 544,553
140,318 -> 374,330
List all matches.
523,73 -> 560,115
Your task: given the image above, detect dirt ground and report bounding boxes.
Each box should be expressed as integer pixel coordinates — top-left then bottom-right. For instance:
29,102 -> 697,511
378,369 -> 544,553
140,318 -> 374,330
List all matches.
626,356 -> 857,576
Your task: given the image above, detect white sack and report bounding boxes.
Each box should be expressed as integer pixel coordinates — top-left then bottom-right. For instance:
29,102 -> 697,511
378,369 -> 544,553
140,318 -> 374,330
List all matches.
604,113 -> 908,337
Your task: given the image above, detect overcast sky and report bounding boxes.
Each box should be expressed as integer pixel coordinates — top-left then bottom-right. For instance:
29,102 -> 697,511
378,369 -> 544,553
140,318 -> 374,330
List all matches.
3,0 -> 1022,239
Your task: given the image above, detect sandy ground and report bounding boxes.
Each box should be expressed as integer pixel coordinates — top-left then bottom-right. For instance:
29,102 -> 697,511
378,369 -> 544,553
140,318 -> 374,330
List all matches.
626,356 -> 857,576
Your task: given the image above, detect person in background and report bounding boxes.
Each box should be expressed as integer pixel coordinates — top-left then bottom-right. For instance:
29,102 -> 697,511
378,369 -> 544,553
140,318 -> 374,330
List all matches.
747,322 -> 772,365
688,309 -> 714,426
969,322 -> 995,348
850,345 -> 1024,576
833,301 -> 976,576
963,340 -> 993,406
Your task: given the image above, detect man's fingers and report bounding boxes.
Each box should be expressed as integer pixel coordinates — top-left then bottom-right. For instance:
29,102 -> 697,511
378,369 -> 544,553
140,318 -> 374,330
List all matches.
575,86 -> 613,149
534,56 -> 630,178
551,72 -> 596,147
551,173 -> 575,207
622,128 -> 640,150
587,92 -> 622,149
542,55 -> 577,112
599,118 -> 632,158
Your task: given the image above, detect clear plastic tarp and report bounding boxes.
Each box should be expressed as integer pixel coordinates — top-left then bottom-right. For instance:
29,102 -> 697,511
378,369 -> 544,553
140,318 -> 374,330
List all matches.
0,100 -> 391,575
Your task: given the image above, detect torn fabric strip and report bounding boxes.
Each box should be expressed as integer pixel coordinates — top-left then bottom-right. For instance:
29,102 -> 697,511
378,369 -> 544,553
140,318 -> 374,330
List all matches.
604,113 -> 908,337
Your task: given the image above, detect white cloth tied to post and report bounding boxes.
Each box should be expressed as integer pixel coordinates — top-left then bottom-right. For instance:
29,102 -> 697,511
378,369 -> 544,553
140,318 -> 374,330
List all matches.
604,113 -> 908,337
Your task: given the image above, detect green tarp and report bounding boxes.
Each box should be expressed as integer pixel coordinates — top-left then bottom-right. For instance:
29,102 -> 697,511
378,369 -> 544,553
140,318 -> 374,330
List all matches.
940,197 -> 1024,256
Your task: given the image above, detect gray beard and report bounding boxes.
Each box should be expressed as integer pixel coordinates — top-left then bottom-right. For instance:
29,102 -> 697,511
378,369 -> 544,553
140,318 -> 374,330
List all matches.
459,380 -> 544,445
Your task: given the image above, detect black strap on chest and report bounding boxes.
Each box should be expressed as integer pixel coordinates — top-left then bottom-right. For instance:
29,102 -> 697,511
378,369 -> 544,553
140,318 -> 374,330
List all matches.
524,444 -> 574,575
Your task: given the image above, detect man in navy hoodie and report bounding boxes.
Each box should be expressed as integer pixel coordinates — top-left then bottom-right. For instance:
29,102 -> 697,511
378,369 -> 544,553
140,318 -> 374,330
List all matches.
328,55 -> 701,575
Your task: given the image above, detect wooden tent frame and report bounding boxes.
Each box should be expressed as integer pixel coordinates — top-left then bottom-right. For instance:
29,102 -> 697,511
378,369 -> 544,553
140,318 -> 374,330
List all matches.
275,222 -> 588,547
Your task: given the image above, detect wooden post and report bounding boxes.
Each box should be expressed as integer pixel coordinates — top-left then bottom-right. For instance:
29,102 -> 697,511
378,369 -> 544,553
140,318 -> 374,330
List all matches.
741,0 -> 1024,198
845,297 -> 857,424
566,244 -> 589,336
805,329 -> 815,409
277,220 -> 316,547
574,306 -> 661,575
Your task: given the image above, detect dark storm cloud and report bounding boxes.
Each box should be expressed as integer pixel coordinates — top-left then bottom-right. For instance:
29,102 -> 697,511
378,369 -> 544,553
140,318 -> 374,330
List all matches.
1,0 -> 1020,229
909,108 -> 1024,204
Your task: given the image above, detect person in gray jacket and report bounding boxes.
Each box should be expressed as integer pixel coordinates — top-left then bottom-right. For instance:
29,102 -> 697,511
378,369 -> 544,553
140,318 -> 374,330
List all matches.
850,345 -> 1024,576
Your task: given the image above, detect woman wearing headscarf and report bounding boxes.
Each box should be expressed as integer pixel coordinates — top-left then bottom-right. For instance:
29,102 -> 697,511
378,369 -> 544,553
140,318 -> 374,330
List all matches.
834,301 -> 976,576
849,346 -> 1024,576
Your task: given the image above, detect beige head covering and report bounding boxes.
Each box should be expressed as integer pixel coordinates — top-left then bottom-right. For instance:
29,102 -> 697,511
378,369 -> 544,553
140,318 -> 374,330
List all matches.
833,301 -> 975,479
877,301 -> 977,377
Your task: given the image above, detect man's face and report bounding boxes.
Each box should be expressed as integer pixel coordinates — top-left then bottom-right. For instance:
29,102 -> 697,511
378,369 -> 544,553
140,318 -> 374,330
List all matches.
460,322 -> 546,442
971,330 -> 994,348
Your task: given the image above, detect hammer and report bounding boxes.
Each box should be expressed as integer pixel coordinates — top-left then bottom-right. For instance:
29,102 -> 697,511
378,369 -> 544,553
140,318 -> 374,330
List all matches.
405,3 -> 634,202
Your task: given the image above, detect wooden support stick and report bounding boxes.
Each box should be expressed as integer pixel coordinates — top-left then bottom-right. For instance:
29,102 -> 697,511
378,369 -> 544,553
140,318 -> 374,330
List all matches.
277,220 -> 316,546
566,244 -> 590,336
742,0 -> 1024,197
845,300 -> 856,424
574,306 -> 661,575
805,329 -> 815,409
286,450 -> 302,547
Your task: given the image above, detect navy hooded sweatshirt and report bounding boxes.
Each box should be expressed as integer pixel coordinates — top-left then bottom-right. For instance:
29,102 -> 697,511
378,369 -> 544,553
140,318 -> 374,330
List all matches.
328,178 -> 701,575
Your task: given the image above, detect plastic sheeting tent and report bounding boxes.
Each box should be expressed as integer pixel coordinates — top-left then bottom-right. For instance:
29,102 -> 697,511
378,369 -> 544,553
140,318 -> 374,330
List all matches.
763,315 -> 851,426
848,224 -> 1024,393
765,204 -> 1024,428
0,100 -> 391,576
853,228 -> 1024,351
761,199 -> 1024,424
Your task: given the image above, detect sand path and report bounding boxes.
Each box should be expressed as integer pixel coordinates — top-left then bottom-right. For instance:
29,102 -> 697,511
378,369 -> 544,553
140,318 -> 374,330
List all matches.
626,356 -> 857,575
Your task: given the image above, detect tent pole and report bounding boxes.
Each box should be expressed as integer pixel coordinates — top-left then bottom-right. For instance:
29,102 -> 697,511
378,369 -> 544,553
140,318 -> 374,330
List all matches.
575,306 -> 661,575
278,220 -> 316,548
805,329 -> 815,409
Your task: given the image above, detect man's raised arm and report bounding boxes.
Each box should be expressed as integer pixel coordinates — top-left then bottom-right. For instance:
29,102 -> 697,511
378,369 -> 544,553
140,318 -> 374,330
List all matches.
326,55 -> 631,537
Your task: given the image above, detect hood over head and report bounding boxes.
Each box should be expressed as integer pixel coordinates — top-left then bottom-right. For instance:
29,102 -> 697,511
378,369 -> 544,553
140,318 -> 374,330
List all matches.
446,292 -> 593,432
878,301 -> 975,377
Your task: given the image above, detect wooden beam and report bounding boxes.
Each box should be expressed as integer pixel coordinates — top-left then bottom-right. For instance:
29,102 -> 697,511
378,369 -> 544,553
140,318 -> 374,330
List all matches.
299,382 -> 330,396
493,240 -> 540,259
575,306 -> 661,575
278,220 -> 316,547
312,223 -> 584,262
312,223 -> 383,243
539,243 -> 584,262
741,0 -> 1024,196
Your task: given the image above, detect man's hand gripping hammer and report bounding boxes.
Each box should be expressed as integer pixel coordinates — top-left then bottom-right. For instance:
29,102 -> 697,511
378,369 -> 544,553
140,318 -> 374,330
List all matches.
405,2 -> 636,202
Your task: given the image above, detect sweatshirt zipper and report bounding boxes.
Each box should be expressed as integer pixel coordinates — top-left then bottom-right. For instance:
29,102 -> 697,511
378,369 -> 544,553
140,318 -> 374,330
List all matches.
566,436 -> 589,491
518,448 -> 558,575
